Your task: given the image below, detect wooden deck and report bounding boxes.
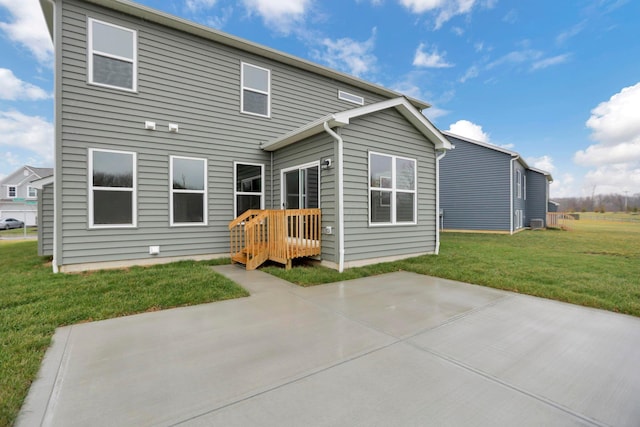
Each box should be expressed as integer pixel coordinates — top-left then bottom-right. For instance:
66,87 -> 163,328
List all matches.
546,212 -> 575,230
229,209 -> 321,270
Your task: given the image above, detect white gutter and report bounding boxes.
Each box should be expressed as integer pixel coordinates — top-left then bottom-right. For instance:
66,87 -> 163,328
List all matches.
435,149 -> 447,254
510,156 -> 519,235
323,122 -> 345,272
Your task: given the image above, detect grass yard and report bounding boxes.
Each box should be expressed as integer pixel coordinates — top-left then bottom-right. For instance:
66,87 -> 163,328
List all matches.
0,227 -> 37,238
0,242 -> 246,427
265,220 -> 640,317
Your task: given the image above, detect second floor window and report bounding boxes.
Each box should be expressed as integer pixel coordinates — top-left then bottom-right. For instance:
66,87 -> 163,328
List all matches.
28,187 -> 37,198
88,18 -> 137,91
8,186 -> 16,198
241,62 -> 270,117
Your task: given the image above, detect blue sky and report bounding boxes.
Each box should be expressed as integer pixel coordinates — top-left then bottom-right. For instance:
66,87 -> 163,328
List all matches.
1,0 -> 639,197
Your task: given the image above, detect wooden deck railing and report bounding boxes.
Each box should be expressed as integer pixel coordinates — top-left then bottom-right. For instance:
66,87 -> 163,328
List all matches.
546,212 -> 575,230
229,209 -> 321,270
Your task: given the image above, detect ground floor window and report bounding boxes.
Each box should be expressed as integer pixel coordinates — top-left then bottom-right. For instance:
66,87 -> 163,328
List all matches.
369,152 -> 417,225
234,162 -> 264,217
171,156 -> 207,225
89,148 -> 136,227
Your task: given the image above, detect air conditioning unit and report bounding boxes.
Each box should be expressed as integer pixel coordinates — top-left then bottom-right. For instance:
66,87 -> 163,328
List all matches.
530,219 -> 544,230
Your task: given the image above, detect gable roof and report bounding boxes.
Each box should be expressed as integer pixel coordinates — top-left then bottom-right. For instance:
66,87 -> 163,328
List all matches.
26,166 -> 54,179
443,131 -> 553,181
261,97 -> 452,152
0,165 -> 54,186
39,0 -> 430,111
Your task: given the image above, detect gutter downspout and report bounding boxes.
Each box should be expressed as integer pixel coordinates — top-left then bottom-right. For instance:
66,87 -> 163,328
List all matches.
270,151 -> 274,209
43,0 -> 60,273
510,156 -> 519,235
435,149 -> 447,254
323,122 -> 345,272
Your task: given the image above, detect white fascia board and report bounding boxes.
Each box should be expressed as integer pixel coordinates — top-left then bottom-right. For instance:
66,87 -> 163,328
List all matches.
30,175 -> 54,189
261,115 -> 347,151
527,166 -> 554,182
263,97 -> 452,152
442,131 -> 519,157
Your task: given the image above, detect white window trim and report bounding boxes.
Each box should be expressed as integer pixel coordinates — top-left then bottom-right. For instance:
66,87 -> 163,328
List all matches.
338,90 -> 364,106
7,185 -> 17,198
170,155 -> 208,227
88,148 -> 137,229
27,186 -> 37,198
280,161 -> 320,210
87,18 -> 138,92
240,62 -> 271,118
368,151 -> 418,227
233,162 -> 265,217
523,175 -> 527,201
516,170 -> 522,199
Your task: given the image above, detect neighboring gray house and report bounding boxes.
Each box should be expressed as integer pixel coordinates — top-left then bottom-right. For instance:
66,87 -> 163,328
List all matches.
39,0 -> 451,273
0,166 -> 53,226
440,132 -> 552,233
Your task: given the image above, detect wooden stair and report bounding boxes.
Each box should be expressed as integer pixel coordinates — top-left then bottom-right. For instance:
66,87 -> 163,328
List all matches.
229,209 -> 321,270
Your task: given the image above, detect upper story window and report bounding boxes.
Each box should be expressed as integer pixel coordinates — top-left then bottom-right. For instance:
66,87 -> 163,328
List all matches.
89,148 -> 136,228
27,187 -> 37,198
234,162 -> 264,217
241,62 -> 270,117
7,186 -> 16,198
170,156 -> 207,226
338,90 -> 364,106
516,170 -> 522,199
88,18 -> 137,91
369,152 -> 417,225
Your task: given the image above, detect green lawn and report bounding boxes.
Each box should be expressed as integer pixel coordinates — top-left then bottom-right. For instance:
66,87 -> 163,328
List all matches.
0,243 -> 247,427
0,227 -> 37,238
265,220 -> 640,317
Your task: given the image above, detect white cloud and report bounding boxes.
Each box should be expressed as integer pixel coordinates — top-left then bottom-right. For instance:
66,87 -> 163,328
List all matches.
550,172 -> 577,198
574,82 -> 640,194
413,43 -> 453,68
312,29 -> 377,77
398,0 -> 485,29
0,68 -> 50,100
242,0 -> 311,33
527,155 -> 555,172
205,6 -> 234,28
0,110 -> 54,165
502,9 -> 517,24
459,65 -> 478,83
486,49 -> 542,69
531,54 -> 571,70
556,21 -> 586,45
0,0 -> 53,65
185,0 -> 217,11
447,119 -> 489,142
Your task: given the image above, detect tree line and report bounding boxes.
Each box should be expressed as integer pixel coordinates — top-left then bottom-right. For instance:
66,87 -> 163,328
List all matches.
554,193 -> 640,213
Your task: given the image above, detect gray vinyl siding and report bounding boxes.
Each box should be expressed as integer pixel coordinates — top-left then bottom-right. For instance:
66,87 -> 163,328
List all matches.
57,0 -> 389,267
440,135 -> 512,231
271,133 -> 336,263
526,170 -> 549,226
340,108 -> 437,262
38,183 -> 54,256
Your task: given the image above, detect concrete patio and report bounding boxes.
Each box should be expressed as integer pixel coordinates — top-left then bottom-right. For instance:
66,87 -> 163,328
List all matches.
18,266 -> 640,426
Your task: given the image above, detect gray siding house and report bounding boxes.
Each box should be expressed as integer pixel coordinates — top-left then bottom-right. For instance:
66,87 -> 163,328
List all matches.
440,132 -> 552,233
0,165 -> 53,226
39,0 -> 451,273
